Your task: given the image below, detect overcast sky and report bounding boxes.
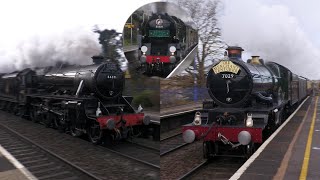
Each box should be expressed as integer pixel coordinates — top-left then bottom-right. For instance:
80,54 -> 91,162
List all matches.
221,0 -> 320,79
0,0 -> 159,71
264,0 -> 320,48
0,0 -> 320,79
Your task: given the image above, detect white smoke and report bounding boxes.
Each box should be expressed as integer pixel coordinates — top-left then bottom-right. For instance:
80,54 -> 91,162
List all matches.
221,0 -> 320,79
0,27 -> 101,72
0,0 -> 159,73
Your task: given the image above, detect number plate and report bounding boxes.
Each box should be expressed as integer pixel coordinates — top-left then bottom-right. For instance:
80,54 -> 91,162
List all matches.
221,74 -> 234,79
212,60 -> 240,74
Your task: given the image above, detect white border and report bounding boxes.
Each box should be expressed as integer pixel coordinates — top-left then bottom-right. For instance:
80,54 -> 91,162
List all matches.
160,108 -> 202,119
166,45 -> 198,78
0,145 -> 37,180
229,96 -> 309,180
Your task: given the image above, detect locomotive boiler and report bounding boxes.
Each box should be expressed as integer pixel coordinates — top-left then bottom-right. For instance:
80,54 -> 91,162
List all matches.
0,56 -> 151,145
182,46 -> 310,158
34,57 -> 124,99
139,13 -> 198,76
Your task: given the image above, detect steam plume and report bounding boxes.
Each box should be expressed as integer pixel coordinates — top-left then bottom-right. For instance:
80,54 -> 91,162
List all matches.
0,27 -> 100,72
221,0 -> 320,79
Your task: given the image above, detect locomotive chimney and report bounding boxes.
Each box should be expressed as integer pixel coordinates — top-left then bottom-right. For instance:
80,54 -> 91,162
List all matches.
92,55 -> 104,64
226,46 -> 244,60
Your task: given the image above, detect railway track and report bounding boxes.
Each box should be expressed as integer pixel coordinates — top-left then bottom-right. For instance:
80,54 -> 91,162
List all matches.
106,141 -> 160,168
0,111 -> 160,179
0,124 -> 99,180
127,137 -> 159,152
160,132 -> 182,141
160,135 -> 245,179
178,160 -> 208,179
127,140 -> 159,152
178,157 -> 245,179
160,132 -> 189,156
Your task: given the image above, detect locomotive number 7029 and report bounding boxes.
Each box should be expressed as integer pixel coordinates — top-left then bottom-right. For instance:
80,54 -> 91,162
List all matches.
221,74 -> 234,79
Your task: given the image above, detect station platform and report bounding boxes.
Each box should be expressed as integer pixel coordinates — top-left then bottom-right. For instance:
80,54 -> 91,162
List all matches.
231,96 -> 319,180
160,103 -> 202,118
123,44 -> 138,53
0,145 -> 35,180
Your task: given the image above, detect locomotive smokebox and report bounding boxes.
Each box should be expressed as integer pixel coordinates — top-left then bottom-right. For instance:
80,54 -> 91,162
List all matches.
207,46 -> 276,107
207,59 -> 253,107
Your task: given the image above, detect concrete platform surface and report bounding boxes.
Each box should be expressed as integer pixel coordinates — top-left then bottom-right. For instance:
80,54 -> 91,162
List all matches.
231,96 -> 320,180
0,145 -> 36,180
160,103 -> 202,118
144,110 -> 160,124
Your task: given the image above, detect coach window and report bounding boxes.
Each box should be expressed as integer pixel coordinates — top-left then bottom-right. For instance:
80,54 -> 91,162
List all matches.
21,76 -> 25,86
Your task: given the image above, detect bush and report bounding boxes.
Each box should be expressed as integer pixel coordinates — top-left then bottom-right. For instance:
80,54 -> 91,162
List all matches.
132,90 -> 154,108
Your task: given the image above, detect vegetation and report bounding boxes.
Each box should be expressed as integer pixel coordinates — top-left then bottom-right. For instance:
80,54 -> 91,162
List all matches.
161,0 -> 224,108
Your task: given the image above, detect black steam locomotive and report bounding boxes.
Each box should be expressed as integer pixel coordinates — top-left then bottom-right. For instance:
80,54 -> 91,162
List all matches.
182,46 -> 311,158
139,13 -> 198,76
0,56 -> 150,144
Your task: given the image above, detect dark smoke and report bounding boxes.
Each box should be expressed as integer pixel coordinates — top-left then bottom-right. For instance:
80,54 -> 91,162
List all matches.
93,28 -> 127,70
136,2 -> 196,29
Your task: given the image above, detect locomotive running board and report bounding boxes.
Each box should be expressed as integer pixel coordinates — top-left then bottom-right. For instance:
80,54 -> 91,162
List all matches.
166,45 -> 198,78
76,80 -> 84,97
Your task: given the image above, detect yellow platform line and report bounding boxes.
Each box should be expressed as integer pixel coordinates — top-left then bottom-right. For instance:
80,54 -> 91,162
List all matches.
299,96 -> 318,180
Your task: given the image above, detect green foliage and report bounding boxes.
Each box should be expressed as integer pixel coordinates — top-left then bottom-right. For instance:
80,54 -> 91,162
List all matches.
123,39 -> 137,46
132,90 -> 156,108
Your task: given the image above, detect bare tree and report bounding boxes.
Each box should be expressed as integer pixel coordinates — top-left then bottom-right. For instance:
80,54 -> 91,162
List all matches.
175,0 -> 225,86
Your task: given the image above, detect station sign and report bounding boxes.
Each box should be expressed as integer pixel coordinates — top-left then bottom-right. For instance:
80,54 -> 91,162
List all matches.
125,23 -> 135,28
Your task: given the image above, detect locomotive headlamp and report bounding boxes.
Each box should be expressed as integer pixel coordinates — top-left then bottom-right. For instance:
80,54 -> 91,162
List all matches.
141,46 -> 148,53
246,113 -> 253,127
193,111 -> 202,125
169,46 -> 176,53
